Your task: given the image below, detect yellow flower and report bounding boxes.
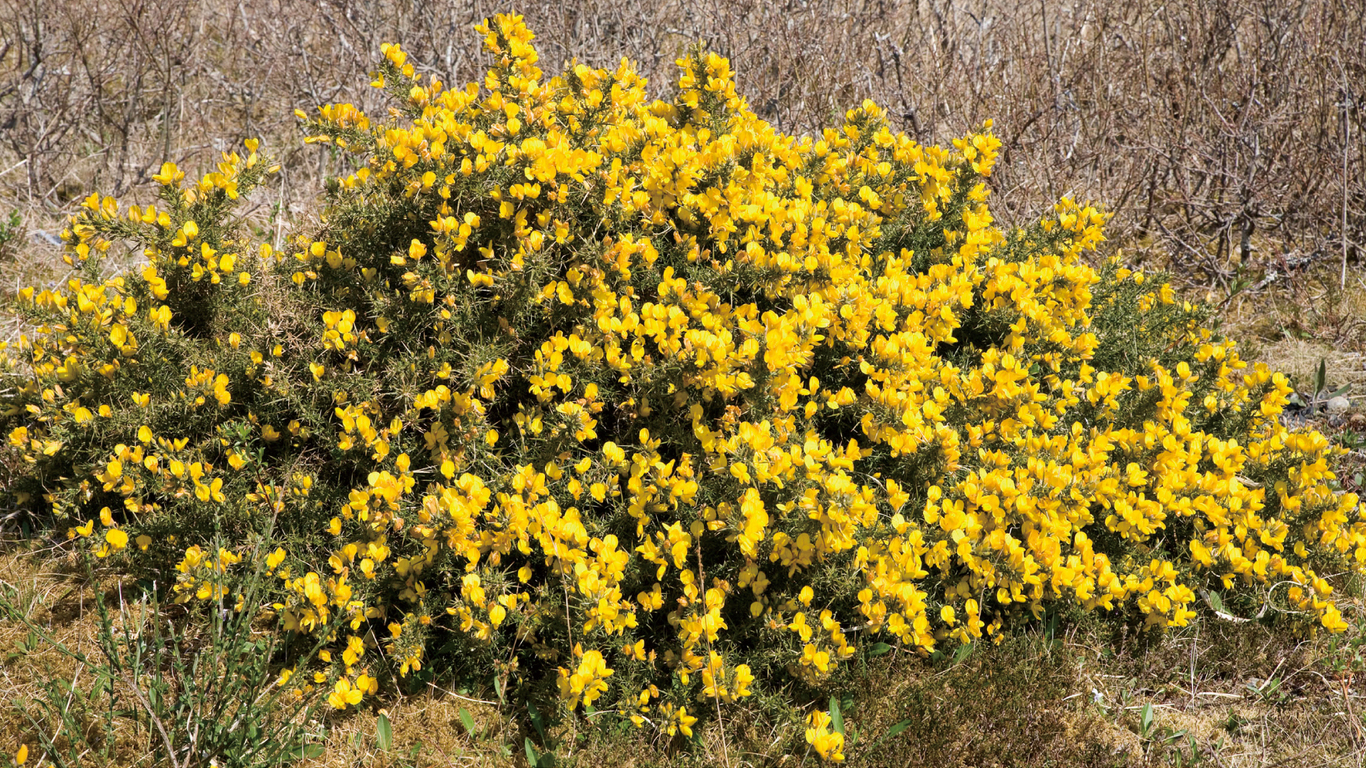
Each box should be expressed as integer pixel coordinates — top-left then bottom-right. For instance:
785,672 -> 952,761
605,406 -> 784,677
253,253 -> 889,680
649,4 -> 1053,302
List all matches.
195,478 -> 225,503
328,677 -> 364,709
267,547 -> 287,570
660,703 -> 697,738
152,162 -> 183,186
557,649 -> 614,710
806,709 -> 845,761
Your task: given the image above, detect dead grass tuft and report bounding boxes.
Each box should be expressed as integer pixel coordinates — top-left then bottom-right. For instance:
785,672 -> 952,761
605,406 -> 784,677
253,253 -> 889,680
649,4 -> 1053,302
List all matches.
5,537 -> 1366,766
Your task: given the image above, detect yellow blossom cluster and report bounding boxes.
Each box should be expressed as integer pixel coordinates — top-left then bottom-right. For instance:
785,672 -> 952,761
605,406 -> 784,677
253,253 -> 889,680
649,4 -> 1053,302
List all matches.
2,13 -> 1362,756
806,709 -> 846,762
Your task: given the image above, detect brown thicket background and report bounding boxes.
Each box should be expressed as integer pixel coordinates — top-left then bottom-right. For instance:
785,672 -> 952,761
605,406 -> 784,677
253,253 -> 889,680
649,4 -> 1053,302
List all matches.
1,0 -> 1362,294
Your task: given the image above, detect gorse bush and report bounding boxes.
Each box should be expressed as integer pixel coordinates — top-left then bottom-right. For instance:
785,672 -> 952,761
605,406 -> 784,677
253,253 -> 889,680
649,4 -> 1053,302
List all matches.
2,13 -> 1362,762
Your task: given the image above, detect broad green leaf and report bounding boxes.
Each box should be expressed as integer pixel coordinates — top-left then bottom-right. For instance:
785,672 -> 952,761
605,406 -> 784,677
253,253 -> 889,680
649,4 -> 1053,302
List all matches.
952,643 -> 974,664
377,712 -> 393,751
528,701 -> 548,743
459,707 -> 478,736
877,718 -> 914,746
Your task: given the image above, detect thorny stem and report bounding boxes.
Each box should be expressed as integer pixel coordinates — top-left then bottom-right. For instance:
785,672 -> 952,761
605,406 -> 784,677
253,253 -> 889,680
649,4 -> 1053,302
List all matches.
697,539 -> 732,768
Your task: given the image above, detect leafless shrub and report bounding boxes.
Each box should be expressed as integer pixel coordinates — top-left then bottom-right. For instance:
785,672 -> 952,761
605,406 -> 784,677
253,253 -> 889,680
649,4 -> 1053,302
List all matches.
1,0 -> 1361,289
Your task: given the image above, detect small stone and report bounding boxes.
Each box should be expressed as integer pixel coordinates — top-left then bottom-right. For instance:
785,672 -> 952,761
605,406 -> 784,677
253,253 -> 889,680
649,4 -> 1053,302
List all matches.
1351,413 -> 1366,429
1327,396 -> 1352,414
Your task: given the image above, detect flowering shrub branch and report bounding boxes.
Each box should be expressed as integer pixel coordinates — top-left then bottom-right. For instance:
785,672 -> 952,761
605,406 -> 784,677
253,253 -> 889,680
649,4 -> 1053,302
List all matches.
2,13 -> 1362,762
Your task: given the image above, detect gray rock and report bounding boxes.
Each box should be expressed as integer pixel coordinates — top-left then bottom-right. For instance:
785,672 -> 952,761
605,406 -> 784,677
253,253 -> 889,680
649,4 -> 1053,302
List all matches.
1327,396 -> 1352,413
29,230 -> 63,247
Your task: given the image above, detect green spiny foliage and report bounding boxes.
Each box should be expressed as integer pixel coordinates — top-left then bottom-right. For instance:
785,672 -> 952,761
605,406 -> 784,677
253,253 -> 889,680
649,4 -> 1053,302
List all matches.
2,13 -> 1361,762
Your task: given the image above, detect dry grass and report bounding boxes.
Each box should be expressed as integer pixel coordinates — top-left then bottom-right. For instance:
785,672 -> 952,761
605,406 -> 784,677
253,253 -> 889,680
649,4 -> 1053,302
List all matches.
6,536 -> 1366,766
0,544 -> 135,764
